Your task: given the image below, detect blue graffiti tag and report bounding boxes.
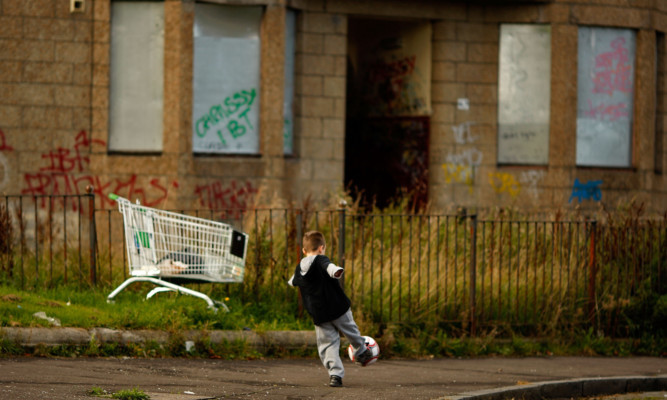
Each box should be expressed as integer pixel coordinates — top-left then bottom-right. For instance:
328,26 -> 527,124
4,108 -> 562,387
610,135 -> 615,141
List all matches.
569,178 -> 603,203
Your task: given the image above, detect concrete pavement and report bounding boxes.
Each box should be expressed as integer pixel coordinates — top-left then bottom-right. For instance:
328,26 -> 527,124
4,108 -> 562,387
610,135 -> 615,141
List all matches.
0,327 -> 665,399
0,355 -> 664,399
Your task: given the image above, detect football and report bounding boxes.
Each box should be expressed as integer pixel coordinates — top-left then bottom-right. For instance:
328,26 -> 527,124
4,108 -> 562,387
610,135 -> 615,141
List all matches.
347,336 -> 380,366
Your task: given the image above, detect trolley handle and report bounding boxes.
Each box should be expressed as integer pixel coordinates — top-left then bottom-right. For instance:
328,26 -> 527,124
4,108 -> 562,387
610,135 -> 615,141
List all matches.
108,193 -> 141,205
108,193 -> 130,203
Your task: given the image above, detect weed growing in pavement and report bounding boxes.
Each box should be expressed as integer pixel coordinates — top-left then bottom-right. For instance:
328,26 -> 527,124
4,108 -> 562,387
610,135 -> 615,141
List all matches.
87,386 -> 107,396
0,335 -> 23,355
111,388 -> 149,400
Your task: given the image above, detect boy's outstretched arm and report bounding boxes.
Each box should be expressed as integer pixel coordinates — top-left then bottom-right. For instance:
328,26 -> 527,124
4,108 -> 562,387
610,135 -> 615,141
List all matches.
327,263 -> 344,279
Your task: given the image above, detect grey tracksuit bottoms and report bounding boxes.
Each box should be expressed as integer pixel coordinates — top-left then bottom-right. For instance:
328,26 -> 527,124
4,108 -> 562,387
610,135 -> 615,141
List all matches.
315,308 -> 366,378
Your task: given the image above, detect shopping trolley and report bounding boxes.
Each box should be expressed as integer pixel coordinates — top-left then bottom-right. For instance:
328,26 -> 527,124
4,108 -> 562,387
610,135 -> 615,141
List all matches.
107,194 -> 248,311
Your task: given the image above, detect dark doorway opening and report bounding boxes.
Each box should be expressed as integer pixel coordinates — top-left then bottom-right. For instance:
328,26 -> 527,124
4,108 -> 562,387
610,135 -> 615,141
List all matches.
344,18 -> 431,210
345,117 -> 429,209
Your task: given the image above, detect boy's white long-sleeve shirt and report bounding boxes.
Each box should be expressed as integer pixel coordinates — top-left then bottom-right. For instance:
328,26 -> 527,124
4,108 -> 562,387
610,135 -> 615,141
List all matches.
287,255 -> 343,286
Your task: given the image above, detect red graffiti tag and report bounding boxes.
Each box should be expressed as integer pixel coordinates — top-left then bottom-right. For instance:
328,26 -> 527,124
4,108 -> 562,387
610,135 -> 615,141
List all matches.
108,176 -> 178,208
194,180 -> 258,217
585,99 -> 629,121
21,130 -> 179,211
368,56 -> 416,84
0,129 -> 13,151
593,37 -> 633,96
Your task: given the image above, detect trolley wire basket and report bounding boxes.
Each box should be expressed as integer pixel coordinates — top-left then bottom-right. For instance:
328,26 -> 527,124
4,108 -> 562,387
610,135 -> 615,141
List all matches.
107,194 -> 248,311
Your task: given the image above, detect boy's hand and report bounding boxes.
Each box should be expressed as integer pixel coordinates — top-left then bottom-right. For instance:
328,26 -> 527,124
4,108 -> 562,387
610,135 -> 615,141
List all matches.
334,269 -> 343,278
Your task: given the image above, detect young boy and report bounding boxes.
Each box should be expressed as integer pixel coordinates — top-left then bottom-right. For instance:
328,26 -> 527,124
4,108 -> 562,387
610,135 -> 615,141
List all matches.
288,230 -> 372,387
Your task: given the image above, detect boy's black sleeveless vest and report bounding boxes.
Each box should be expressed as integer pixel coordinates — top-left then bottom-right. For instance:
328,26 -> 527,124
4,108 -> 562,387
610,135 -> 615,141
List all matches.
292,255 -> 351,325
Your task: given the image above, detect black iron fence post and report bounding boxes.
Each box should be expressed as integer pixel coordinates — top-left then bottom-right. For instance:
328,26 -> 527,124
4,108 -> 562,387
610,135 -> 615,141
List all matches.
87,186 -> 97,286
587,220 -> 598,326
470,214 -> 478,336
338,200 -> 346,288
296,210 -> 303,259
296,210 -> 303,316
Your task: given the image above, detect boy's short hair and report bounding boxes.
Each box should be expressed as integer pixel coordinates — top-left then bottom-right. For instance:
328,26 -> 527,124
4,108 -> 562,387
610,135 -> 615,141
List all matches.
303,231 -> 326,252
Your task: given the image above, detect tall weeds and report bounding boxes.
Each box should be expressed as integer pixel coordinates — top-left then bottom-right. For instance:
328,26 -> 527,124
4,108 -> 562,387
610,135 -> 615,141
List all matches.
1,194 -> 665,338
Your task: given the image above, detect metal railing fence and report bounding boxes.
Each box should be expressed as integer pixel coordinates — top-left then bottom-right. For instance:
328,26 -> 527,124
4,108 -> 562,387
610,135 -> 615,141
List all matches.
0,192 -> 96,289
0,193 -> 664,336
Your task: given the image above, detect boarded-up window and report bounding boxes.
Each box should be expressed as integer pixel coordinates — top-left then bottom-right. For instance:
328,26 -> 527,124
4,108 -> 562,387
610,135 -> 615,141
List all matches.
283,9 -> 296,155
497,24 -> 551,165
192,4 -> 262,154
109,1 -> 164,152
577,27 -> 635,167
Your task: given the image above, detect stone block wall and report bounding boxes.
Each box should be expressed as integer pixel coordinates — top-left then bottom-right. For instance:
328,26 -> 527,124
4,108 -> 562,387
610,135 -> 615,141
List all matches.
287,9 -> 347,206
428,0 -> 667,214
0,0 -> 666,215
0,0 -> 94,198
657,33 -> 667,178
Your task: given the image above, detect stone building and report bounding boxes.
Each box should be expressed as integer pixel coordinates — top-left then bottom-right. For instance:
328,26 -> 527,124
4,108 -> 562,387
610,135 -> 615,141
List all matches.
1,0 -> 666,214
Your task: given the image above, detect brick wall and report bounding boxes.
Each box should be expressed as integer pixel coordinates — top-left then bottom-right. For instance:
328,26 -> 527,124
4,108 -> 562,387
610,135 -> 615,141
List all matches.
427,1 -> 667,213
288,10 -> 347,205
0,0 -> 666,214
658,33 -> 666,178
0,0 -> 94,197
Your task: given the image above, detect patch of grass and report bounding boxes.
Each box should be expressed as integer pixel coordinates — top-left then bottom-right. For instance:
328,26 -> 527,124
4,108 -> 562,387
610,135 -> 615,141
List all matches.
372,321 -> 667,359
111,388 -> 149,400
87,386 -> 149,400
0,335 -> 23,355
1,284 -> 665,359
0,284 -> 311,332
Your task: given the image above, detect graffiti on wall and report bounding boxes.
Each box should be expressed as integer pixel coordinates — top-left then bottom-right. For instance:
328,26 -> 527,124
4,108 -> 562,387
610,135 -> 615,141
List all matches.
21,130 -> 178,210
0,129 -> 13,192
442,163 -> 473,189
441,123 -> 550,200
441,121 -> 481,192
519,170 -> 546,199
194,180 -> 258,213
585,35 -> 633,121
194,88 -> 257,151
488,172 -> 521,198
0,129 -> 13,152
576,29 -> 635,167
451,121 -> 478,145
584,99 -> 628,121
3,130 -> 262,212
366,55 -> 428,116
592,37 -> 632,96
569,178 -> 603,203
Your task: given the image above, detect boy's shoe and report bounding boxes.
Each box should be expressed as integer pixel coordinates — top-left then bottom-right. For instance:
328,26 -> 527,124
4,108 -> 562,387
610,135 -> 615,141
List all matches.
355,348 -> 373,366
329,375 -> 343,387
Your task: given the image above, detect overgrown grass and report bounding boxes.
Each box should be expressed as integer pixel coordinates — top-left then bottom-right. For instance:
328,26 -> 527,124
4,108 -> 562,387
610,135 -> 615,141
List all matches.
0,198 -> 665,359
375,323 -> 667,358
1,284 -> 665,359
2,198 -> 664,337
